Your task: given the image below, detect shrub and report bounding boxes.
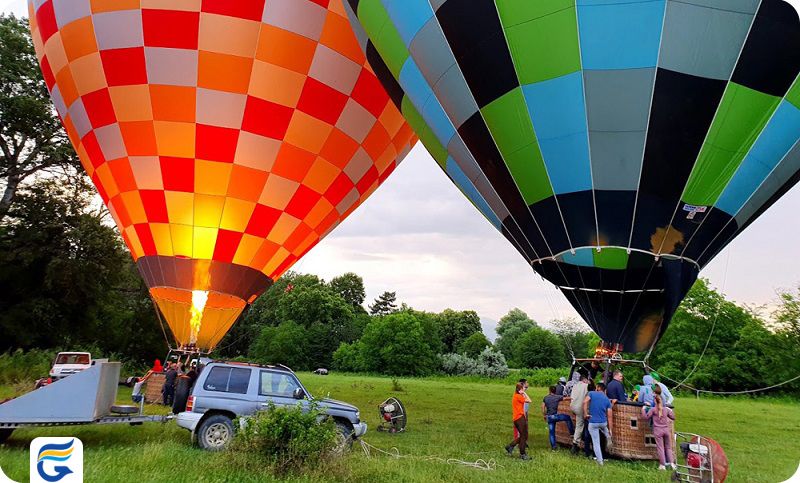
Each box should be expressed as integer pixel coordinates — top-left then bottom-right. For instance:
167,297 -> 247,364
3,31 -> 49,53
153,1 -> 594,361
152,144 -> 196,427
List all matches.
440,353 -> 479,376
233,402 -> 339,475
475,347 -> 509,378
439,348 -> 509,378
332,342 -> 365,372
506,367 -> 572,387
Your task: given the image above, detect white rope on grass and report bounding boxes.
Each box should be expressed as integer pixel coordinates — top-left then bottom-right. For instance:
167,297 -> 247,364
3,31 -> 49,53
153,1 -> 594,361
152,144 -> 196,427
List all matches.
358,440 -> 502,471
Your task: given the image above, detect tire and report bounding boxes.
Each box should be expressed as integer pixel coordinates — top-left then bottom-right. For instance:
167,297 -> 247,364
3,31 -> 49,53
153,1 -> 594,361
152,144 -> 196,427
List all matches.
110,405 -> 139,415
172,377 -> 191,414
0,428 -> 14,444
197,415 -> 234,451
333,421 -> 354,455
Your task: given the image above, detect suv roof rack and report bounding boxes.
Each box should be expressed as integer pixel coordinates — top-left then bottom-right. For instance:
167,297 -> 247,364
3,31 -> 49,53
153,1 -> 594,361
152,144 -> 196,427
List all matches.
209,360 -> 294,372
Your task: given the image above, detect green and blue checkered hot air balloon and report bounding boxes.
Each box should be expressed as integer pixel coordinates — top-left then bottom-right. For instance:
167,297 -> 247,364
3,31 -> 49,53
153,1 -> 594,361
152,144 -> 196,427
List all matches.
345,0 -> 800,352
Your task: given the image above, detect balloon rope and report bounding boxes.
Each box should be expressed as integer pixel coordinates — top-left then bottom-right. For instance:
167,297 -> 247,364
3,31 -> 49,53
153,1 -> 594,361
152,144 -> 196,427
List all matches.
149,294 -> 173,350
670,248 -> 731,389
647,364 -> 800,395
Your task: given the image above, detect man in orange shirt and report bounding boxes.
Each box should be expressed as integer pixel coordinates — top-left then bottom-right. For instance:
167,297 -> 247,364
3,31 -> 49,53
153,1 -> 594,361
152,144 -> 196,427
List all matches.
505,382 -> 531,460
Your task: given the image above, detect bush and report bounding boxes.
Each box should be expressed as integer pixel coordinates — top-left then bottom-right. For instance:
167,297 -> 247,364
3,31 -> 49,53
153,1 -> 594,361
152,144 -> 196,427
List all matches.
332,342 -> 365,372
439,348 -> 509,378
506,367 -> 571,387
233,402 -> 339,475
440,353 -> 479,376
476,347 -> 509,378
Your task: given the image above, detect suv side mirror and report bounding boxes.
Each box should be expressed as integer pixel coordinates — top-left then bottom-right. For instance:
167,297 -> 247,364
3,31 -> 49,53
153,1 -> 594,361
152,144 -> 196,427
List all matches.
292,387 -> 306,400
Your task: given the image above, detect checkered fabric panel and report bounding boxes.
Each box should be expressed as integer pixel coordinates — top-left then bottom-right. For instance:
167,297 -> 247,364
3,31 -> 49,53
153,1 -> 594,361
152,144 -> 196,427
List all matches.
28,0 -> 417,283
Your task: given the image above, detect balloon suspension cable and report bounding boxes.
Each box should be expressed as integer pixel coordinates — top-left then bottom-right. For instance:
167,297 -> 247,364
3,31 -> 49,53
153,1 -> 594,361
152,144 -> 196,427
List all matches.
671,248 -> 731,389
646,363 -> 800,396
149,293 -> 174,351
208,304 -> 253,355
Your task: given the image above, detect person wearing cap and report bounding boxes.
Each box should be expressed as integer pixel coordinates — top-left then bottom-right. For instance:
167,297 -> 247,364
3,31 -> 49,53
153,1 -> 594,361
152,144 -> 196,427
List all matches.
555,376 -> 567,396
650,372 -> 674,405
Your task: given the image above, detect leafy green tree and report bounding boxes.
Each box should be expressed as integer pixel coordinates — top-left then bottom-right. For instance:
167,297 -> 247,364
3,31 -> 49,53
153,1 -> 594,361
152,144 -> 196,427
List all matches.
437,309 -> 481,352
329,272 -> 366,308
398,307 -> 445,354
369,291 -> 397,316
0,15 -> 77,221
650,279 -> 800,394
357,312 -> 438,376
512,327 -> 566,369
551,317 -> 593,360
495,308 -> 538,361
458,332 -> 491,358
250,321 -> 309,370
774,286 -> 800,343
0,179 -> 166,359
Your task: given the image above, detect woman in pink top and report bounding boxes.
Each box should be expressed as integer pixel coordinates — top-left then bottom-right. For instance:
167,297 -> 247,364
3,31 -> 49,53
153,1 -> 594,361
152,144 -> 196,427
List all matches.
642,394 -> 676,470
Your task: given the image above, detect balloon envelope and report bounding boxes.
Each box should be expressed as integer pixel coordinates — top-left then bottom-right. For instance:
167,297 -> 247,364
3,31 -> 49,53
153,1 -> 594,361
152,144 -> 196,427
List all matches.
29,0 -> 416,351
346,0 -> 800,352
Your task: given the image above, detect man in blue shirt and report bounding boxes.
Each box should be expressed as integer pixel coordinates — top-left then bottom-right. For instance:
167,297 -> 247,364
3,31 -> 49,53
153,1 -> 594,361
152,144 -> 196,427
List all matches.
583,382 -> 614,465
606,370 -> 628,403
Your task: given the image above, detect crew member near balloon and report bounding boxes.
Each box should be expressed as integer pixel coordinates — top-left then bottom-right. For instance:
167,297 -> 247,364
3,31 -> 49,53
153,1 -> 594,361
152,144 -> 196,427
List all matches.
505,382 -> 531,460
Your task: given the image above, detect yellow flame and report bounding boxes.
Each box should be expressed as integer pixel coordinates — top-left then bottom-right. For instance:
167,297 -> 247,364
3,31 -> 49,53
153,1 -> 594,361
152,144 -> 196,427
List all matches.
189,290 -> 209,345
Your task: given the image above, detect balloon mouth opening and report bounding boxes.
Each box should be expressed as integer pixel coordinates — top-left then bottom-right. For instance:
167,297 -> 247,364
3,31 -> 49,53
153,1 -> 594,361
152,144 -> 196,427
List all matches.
150,287 -> 246,352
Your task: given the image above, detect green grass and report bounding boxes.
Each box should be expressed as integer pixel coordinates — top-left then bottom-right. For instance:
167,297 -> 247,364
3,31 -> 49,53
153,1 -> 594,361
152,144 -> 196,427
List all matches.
1,373 -> 798,482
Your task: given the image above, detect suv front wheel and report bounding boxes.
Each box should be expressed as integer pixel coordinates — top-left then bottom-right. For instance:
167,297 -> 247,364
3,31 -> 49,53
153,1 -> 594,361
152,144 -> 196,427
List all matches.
197,414 -> 234,451
333,421 -> 354,455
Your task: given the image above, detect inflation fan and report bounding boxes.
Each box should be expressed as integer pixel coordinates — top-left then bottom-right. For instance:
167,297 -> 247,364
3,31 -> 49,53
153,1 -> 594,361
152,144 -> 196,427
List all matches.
377,397 -> 406,434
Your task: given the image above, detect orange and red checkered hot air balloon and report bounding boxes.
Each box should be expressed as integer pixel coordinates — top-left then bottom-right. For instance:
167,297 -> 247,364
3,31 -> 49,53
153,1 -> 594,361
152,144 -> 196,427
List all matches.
27,0 -> 417,352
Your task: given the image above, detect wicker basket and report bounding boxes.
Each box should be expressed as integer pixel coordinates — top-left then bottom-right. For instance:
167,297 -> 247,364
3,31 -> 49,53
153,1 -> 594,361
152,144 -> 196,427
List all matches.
555,399 -> 675,460
144,372 -> 165,404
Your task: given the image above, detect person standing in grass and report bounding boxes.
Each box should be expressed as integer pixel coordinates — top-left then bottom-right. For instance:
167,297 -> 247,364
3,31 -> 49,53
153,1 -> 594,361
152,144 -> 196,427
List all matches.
506,382 -> 531,460
569,373 -> 589,454
642,394 -> 676,470
542,385 -> 574,451
583,382 -> 613,466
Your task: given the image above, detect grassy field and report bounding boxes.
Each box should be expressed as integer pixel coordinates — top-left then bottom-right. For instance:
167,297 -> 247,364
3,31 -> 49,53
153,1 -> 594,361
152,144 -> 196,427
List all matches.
0,372 -> 798,482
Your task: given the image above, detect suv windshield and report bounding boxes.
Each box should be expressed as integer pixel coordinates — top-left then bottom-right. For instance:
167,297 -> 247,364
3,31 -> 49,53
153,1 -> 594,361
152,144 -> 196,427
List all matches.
259,370 -> 301,397
55,354 -> 89,365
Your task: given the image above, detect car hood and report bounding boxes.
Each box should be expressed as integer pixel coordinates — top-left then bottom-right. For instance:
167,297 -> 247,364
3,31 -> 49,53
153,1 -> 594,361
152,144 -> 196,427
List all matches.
317,398 -> 358,413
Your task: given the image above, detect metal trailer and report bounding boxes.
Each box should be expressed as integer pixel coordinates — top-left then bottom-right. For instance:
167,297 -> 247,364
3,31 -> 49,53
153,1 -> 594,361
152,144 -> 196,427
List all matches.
0,361 -> 169,443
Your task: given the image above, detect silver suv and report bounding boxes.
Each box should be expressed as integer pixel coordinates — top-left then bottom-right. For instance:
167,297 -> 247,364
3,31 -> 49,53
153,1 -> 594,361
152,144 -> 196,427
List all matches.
175,361 -> 367,450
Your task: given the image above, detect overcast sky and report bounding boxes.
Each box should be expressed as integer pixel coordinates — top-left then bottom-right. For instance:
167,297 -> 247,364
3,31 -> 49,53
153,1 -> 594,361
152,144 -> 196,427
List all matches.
6,0 -> 800,339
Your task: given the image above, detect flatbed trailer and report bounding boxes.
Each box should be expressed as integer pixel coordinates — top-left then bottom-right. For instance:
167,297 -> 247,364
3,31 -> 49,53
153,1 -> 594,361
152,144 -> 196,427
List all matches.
0,361 -> 169,443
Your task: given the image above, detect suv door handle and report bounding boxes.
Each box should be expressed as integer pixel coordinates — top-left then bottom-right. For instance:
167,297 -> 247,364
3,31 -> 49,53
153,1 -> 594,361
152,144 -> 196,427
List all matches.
259,402 -> 270,407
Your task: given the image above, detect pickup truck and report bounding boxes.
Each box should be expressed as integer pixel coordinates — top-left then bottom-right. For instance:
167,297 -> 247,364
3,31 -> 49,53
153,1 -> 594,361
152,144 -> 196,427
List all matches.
49,352 -> 92,380
175,361 -> 366,450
